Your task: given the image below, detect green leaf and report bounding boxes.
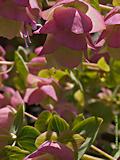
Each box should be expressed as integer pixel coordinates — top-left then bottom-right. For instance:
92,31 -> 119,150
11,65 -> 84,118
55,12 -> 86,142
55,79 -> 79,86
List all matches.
13,76 -> 26,91
90,0 -> 100,11
103,60 -> 120,88
17,46 -> 28,61
113,144 -> 120,159
74,90 -> 85,106
41,0 -> 48,8
35,111 -> 52,132
38,69 -> 51,78
35,131 -> 57,148
97,57 -> 110,72
72,114 -> 85,130
17,126 -> 40,152
38,68 -> 68,81
48,114 -> 70,134
113,0 -> 120,6
85,0 -> 100,10
51,69 -> 68,80
4,146 -> 29,160
12,104 -> 24,135
69,71 -> 83,91
87,102 -> 113,131
15,51 -> 29,83
72,117 -> 103,159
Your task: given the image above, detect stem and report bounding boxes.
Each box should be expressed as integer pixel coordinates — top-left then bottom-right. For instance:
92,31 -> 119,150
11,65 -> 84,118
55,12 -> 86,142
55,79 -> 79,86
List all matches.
99,4 -> 113,11
82,154 -> 105,160
0,61 -> 14,65
0,61 -> 99,67
82,62 -> 100,71
0,60 -> 45,66
115,114 -> 119,149
25,112 -> 38,121
83,62 -> 98,68
91,145 -> 116,160
0,65 -> 14,75
113,85 -> 120,98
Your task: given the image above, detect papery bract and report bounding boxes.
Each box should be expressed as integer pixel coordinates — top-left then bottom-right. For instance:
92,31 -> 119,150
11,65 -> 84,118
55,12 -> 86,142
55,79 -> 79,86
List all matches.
96,7 -> 120,59
24,141 -> 74,160
89,52 -> 110,63
28,56 -> 47,75
0,0 -> 41,39
0,86 -> 23,148
0,105 -> 15,148
0,86 -> 23,109
0,105 -> 15,130
105,7 -> 120,48
97,87 -> 112,102
55,102 -> 78,122
24,74 -> 57,105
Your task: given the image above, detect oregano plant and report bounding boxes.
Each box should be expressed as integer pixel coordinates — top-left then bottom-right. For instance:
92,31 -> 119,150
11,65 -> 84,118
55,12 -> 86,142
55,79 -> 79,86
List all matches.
0,0 -> 120,160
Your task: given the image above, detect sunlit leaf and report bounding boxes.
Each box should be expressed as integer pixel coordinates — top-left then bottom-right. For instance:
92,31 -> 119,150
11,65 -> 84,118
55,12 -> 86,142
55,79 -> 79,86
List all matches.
74,90 -> 85,106
15,51 -> 29,82
4,146 -> 29,160
12,104 -> 24,135
35,131 -> 57,147
17,126 -> 39,152
97,57 -> 110,72
35,111 -> 52,132
48,114 -> 70,134
72,117 -> 103,159
38,68 -> 68,80
113,0 -> 120,6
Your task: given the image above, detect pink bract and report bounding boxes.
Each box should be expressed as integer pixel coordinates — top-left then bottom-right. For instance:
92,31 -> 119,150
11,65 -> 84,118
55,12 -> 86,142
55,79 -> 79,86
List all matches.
0,87 -> 23,109
24,141 -> 74,160
24,74 -> 58,105
97,7 -> 120,48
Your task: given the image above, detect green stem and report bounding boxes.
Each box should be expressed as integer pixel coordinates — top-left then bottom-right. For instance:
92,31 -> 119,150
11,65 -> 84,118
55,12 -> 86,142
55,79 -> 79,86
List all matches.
91,145 -> 116,160
82,154 -> 105,160
83,62 -> 98,68
99,4 -> 113,11
0,61 -> 14,65
0,65 -> 14,75
82,62 -> 101,71
0,60 -> 46,66
25,112 -> 38,121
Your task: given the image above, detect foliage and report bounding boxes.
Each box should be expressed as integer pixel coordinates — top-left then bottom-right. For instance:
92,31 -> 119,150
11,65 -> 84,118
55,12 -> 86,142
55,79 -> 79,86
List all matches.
0,0 -> 120,160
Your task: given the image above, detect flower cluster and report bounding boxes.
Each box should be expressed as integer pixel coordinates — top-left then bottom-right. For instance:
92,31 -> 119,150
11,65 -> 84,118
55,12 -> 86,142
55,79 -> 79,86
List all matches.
0,1 -> 120,160
35,0 -> 105,68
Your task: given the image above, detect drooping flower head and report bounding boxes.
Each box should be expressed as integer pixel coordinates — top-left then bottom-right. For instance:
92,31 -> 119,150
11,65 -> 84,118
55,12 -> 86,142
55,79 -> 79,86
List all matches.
96,7 -> 120,59
0,86 -> 23,148
104,7 -> 120,48
0,86 -> 23,149
0,0 -> 41,42
35,0 -> 105,68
